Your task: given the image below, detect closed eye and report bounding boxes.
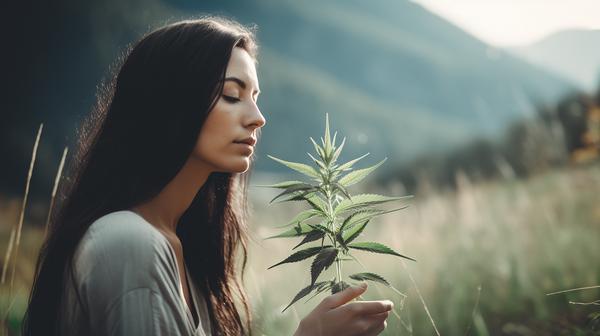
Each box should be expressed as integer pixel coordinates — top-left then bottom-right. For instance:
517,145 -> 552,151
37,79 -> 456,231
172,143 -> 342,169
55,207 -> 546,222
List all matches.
222,95 -> 241,103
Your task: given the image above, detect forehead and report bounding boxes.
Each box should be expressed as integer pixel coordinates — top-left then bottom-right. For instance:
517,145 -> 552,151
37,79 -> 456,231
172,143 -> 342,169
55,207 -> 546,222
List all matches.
225,48 -> 258,87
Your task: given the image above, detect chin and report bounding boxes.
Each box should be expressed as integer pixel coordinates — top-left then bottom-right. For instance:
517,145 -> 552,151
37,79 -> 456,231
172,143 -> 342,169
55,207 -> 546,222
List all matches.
221,160 -> 250,174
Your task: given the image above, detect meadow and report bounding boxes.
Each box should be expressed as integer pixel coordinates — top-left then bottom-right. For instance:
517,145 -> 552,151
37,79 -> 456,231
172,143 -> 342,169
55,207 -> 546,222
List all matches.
247,162 -> 600,335
0,161 -> 598,335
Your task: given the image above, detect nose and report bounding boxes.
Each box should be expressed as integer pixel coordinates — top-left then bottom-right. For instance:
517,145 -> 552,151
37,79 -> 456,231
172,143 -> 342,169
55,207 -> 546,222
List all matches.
245,102 -> 266,130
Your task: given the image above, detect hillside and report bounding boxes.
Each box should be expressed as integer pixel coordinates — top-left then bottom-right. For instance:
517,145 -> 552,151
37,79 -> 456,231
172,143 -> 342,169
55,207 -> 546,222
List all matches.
508,29 -> 600,93
1,0 -> 574,198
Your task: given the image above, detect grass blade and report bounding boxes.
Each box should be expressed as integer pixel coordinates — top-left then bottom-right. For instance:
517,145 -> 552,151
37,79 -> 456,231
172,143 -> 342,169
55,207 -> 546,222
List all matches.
9,124 -> 43,315
45,146 -> 68,237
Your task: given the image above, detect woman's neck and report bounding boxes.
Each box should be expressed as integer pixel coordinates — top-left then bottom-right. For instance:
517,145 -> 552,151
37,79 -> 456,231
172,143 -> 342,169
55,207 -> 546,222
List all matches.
136,157 -> 211,233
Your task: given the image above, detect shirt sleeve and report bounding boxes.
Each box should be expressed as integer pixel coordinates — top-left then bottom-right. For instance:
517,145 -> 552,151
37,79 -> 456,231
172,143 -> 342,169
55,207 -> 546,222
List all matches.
71,211 -> 197,336
100,287 -> 190,336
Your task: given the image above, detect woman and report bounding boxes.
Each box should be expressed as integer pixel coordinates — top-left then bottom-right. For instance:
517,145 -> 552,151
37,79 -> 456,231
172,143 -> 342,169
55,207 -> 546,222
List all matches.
24,17 -> 392,336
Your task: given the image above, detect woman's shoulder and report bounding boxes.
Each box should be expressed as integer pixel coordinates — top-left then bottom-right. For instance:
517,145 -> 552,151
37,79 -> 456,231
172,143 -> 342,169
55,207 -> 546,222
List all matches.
74,210 -> 179,288
83,210 -> 169,247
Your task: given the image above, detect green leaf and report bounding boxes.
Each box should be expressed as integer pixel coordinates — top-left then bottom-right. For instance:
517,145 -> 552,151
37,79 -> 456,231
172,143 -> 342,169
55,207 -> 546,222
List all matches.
334,194 -> 413,216
347,242 -> 415,261
271,192 -> 316,205
331,280 -> 350,294
330,138 -> 346,170
277,209 -> 322,228
265,224 -> 314,239
331,182 -> 352,200
270,183 -> 319,203
336,153 -> 369,172
338,158 -> 386,187
282,281 -> 330,312
268,246 -> 332,270
340,208 -> 408,233
335,232 -> 348,252
293,230 -> 327,249
306,194 -> 329,214
310,247 -> 339,287
254,180 -> 306,189
342,220 -> 369,244
323,114 -> 332,160
307,153 -> 327,171
349,272 -> 405,296
268,155 -> 321,179
310,138 -> 327,163
305,280 -> 336,303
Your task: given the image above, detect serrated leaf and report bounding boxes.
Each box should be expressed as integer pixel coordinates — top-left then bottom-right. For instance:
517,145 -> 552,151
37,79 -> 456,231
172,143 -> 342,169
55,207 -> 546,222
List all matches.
254,180 -> 306,189
331,182 -> 351,200
335,232 -> 348,252
310,138 -> 327,163
331,280 -> 350,294
268,246 -> 332,270
268,155 -> 321,179
310,247 -> 339,287
278,209 -> 322,228
342,220 -> 369,244
272,192 -> 316,205
333,194 -> 413,216
293,230 -> 327,249
306,194 -> 329,214
349,272 -> 405,296
340,207 -> 408,233
330,138 -> 346,170
347,242 -> 415,261
336,153 -> 369,172
338,158 -> 386,187
270,183 -> 319,203
265,224 -> 314,239
324,115 -> 332,155
307,152 -> 327,171
305,280 -> 336,303
282,281 -> 330,312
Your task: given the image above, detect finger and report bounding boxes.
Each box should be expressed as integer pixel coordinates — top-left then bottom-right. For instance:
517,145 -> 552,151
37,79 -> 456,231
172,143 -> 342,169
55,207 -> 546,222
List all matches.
347,300 -> 394,315
320,283 -> 368,309
363,311 -> 389,336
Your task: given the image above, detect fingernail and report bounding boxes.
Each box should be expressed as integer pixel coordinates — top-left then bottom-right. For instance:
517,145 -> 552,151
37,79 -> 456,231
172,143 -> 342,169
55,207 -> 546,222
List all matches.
360,283 -> 367,289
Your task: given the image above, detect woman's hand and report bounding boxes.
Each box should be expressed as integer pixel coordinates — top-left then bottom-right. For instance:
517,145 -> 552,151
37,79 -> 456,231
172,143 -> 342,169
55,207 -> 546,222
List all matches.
293,283 -> 393,336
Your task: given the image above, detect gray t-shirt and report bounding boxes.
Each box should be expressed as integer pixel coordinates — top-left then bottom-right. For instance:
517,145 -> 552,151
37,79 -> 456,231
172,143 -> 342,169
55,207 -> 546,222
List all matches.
60,210 -> 211,336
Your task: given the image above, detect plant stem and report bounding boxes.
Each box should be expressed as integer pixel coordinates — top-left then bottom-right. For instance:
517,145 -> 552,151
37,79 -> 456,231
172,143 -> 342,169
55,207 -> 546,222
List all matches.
335,258 -> 342,283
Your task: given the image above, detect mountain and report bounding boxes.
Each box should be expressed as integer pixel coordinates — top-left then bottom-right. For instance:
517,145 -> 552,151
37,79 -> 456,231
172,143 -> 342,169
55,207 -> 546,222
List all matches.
507,29 -> 600,92
2,0 -> 574,200
222,0 -> 575,171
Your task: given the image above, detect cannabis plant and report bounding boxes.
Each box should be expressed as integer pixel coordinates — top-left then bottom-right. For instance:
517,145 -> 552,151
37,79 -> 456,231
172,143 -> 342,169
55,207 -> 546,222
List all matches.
260,115 -> 415,312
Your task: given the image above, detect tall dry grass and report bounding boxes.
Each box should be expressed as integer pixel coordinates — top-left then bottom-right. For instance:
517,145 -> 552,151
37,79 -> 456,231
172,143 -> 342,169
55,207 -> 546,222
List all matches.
247,163 -> 600,335
0,134 -> 598,335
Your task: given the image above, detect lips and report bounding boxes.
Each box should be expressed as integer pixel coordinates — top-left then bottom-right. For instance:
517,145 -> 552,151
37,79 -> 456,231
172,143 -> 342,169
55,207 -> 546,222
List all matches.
234,137 -> 256,147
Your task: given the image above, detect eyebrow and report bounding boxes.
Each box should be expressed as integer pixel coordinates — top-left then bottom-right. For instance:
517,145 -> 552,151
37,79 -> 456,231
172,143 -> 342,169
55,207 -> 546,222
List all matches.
222,77 -> 260,94
223,77 -> 246,89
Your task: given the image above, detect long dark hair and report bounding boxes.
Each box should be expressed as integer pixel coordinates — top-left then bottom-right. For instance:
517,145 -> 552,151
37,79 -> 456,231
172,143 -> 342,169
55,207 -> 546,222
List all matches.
24,17 -> 258,336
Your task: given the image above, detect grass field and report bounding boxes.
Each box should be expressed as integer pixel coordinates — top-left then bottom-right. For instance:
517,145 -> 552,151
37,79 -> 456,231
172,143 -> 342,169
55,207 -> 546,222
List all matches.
247,162 -> 600,335
0,162 -> 598,335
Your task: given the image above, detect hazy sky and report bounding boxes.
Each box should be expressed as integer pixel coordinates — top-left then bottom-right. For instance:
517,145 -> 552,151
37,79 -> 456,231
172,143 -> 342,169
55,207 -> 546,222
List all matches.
410,0 -> 600,47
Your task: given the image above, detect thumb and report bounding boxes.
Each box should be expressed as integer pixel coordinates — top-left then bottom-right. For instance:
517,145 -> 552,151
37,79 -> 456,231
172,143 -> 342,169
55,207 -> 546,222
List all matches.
322,283 -> 368,309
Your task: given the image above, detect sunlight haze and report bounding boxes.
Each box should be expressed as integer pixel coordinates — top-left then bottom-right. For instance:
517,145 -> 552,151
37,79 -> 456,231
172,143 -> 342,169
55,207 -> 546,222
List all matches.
410,0 -> 600,47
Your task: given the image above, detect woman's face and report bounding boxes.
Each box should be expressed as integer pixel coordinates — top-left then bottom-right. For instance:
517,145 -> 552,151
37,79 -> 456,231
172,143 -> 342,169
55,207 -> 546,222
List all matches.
191,47 -> 265,174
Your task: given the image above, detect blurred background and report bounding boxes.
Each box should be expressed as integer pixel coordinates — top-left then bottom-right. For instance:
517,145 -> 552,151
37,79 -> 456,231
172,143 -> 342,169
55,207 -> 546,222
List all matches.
1,0 -> 599,334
